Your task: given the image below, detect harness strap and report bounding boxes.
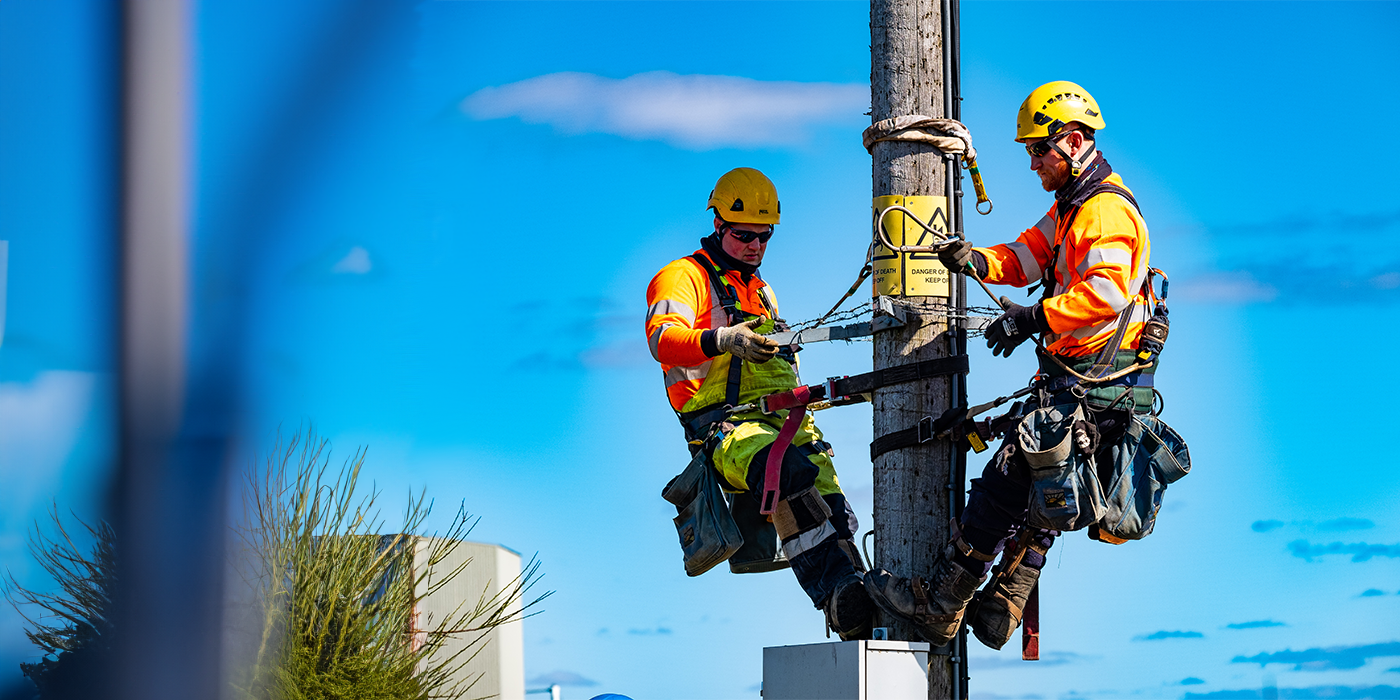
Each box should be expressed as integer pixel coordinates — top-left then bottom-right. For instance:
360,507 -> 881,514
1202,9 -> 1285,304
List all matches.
1022,582 -> 1040,661
689,252 -> 742,324
869,415 -> 938,461
762,355 -> 970,415
688,251 -> 747,414
760,385 -> 810,515
1040,371 -> 1153,393
1088,303 -> 1137,377
1037,181 -> 1144,302
949,519 -> 997,562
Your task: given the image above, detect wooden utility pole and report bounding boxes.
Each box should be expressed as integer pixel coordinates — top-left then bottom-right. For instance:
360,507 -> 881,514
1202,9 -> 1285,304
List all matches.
870,0 -> 966,698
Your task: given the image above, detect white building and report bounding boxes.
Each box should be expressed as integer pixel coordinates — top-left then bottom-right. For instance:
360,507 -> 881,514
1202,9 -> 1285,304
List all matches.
409,538 -> 526,700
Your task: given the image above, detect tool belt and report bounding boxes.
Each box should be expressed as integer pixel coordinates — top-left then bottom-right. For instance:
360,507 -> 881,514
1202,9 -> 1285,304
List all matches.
1016,400 -> 1191,539
1038,349 -> 1156,414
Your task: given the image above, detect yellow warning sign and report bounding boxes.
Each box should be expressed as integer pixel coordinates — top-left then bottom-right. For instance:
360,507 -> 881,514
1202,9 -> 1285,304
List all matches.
871,195 -> 951,298
872,195 -> 904,297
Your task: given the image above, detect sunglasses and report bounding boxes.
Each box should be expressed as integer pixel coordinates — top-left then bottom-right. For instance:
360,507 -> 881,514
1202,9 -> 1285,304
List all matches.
722,224 -> 774,244
1025,129 -> 1079,158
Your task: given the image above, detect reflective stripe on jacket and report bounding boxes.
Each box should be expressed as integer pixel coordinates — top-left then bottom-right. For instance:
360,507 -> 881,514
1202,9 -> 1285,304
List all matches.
975,172 -> 1151,357
645,248 -> 787,412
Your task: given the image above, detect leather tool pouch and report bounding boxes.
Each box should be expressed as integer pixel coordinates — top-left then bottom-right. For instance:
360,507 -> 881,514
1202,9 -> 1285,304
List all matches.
1021,403 -> 1107,532
662,447 -> 743,577
1095,415 -> 1191,541
726,489 -> 790,574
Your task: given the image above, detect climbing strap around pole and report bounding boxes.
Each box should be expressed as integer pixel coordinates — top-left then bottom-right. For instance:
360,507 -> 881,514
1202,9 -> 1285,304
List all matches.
870,414 -> 955,462
870,383 -> 1032,460
760,354 -> 969,415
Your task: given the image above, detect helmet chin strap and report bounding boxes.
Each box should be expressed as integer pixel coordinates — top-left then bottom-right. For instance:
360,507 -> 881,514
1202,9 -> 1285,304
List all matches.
1050,137 -> 1096,178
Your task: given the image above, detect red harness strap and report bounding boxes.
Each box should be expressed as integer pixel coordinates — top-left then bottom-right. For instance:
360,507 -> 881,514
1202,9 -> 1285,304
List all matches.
1021,582 -> 1040,660
760,385 -> 811,514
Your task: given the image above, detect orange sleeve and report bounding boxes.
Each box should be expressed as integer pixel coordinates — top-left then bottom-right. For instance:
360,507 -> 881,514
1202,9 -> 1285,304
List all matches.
645,260 -> 712,367
976,207 -> 1058,287
1041,197 -> 1145,335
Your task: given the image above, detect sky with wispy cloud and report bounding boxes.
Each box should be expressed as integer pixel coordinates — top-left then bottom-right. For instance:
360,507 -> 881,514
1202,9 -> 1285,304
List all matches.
1,1 -> 1398,699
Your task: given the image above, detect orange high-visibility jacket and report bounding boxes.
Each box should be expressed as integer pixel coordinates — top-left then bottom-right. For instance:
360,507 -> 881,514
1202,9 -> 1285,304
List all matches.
646,249 -> 780,412
976,172 -> 1151,358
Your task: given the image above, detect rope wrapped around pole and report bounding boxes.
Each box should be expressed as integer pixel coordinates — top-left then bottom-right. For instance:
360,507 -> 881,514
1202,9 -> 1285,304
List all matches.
864,116 -> 992,214
862,115 -> 976,160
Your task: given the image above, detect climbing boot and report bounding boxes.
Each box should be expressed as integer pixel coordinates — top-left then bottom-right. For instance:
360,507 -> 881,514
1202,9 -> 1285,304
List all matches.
966,535 -> 1051,650
825,573 -> 876,641
862,547 -> 985,645
967,560 -> 1040,650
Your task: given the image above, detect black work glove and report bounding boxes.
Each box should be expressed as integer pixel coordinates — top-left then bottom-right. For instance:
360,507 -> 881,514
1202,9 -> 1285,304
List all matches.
985,297 -> 1049,358
936,239 -> 987,278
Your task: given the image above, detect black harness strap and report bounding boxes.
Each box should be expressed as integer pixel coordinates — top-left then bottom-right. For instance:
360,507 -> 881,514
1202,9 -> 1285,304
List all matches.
1037,182 -> 1142,302
1040,183 -> 1145,377
832,355 -> 969,398
870,416 -> 938,461
760,355 -> 970,414
689,253 -> 745,409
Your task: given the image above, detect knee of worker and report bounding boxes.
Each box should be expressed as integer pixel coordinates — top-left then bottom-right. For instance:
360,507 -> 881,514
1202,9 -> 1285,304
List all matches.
822,493 -> 858,541
710,419 -> 828,493
966,443 -> 1035,518
743,440 -> 822,496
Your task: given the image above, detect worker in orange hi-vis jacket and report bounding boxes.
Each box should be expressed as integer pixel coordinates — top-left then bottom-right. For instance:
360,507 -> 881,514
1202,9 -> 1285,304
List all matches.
645,168 -> 876,640
866,81 -> 1159,650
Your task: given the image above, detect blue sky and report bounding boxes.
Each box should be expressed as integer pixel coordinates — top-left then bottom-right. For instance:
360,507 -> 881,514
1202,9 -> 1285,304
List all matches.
2,1 -> 1399,699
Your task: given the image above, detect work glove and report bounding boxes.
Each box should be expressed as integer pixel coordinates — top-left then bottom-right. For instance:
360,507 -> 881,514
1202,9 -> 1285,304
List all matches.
715,318 -> 780,364
985,297 -> 1048,358
936,239 -> 987,278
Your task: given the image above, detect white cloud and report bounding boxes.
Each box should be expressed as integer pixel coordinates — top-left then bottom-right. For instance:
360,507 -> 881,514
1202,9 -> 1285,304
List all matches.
0,371 -> 96,485
332,245 -> 372,275
1175,271 -> 1279,304
1370,271 -> 1400,290
461,71 -> 868,150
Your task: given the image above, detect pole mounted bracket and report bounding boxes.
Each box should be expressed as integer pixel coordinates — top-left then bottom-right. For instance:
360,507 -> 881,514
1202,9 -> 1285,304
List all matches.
766,296 -> 907,347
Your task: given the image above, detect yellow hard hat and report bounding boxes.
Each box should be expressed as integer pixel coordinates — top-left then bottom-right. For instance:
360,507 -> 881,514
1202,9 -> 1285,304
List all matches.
1015,81 -> 1106,142
707,167 -> 780,225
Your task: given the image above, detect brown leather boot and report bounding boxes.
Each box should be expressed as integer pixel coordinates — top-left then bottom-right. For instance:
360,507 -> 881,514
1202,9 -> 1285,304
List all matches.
862,546 -> 984,645
967,540 -> 1049,649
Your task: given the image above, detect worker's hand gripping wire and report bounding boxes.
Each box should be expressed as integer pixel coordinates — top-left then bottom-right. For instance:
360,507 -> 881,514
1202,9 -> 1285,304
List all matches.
936,239 -> 979,275
715,318 -> 781,363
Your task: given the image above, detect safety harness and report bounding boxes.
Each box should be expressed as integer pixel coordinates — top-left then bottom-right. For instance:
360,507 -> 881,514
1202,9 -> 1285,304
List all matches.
868,176 -> 1172,459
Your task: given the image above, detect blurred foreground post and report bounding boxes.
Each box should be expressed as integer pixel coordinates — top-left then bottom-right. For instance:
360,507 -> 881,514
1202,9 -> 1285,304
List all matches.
116,1 -> 225,698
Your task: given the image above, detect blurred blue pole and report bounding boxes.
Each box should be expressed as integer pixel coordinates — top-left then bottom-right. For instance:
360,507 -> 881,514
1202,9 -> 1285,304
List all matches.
116,1 -> 225,698
111,1 -> 413,696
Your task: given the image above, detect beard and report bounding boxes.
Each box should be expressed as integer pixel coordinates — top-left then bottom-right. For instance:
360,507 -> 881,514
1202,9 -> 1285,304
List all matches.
1038,159 -> 1071,192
